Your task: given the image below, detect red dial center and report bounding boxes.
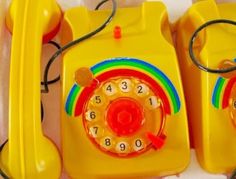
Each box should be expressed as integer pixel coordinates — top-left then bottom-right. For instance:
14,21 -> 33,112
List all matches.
106,98 -> 144,136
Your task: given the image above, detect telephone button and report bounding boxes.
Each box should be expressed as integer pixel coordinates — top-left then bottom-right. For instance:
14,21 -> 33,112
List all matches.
119,79 -> 132,93
115,141 -> 130,154
133,138 -> 145,152
91,94 -> 105,107
85,110 -> 100,122
145,96 -> 161,110
103,82 -> 117,96
100,137 -> 114,150
135,83 -> 149,97
89,125 -> 104,138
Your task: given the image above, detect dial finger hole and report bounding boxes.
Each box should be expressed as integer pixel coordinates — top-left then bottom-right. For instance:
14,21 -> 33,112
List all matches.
119,79 -> 132,93
103,82 -> 117,96
89,125 -> 104,138
145,96 -> 161,110
115,141 -> 130,154
85,109 -> 100,122
100,136 -> 114,150
135,83 -> 149,97
91,94 -> 106,106
133,138 -> 146,152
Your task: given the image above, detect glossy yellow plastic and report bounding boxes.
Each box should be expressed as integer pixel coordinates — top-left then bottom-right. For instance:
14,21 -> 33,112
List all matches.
6,0 -> 61,39
176,0 -> 236,173
0,0 -> 61,178
61,2 -> 190,178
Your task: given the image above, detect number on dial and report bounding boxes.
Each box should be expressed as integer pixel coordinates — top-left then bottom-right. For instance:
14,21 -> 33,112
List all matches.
116,142 -> 130,153
91,95 -> 104,106
103,82 -> 117,96
100,137 -> 113,150
146,96 -> 160,109
85,110 -> 99,121
135,84 -> 149,97
133,138 -> 145,151
119,79 -> 132,93
89,125 -> 104,138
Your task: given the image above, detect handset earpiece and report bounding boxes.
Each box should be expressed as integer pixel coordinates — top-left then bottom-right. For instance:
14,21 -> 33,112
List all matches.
6,0 -> 62,43
0,0 -> 62,178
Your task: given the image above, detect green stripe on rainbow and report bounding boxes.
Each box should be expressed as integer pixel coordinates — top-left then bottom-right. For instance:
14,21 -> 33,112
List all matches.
65,58 -> 181,116
65,85 -> 81,115
212,77 -> 236,109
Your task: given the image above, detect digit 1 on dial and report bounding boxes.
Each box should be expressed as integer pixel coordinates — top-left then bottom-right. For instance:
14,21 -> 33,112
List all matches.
146,96 -> 160,110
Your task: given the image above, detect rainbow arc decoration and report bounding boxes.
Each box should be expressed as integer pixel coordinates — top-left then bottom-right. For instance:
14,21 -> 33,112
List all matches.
212,76 -> 236,109
65,58 -> 181,116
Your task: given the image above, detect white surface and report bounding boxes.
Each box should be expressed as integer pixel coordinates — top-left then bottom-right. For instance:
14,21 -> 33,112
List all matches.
165,150 -> 226,179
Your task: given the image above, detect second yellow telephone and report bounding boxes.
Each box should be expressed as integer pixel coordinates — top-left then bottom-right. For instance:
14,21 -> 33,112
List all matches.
176,0 -> 236,174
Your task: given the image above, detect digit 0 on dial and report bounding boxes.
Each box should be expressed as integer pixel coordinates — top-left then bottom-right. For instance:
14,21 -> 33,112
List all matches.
83,77 -> 165,157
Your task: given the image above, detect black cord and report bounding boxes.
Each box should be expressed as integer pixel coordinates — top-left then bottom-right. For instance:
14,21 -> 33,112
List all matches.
40,41 -> 61,123
41,0 -> 117,93
41,0 -> 111,87
231,170 -> 236,179
41,41 -> 61,86
189,19 -> 236,74
0,168 -> 9,179
41,101 -> 44,122
95,0 -> 109,10
0,140 -> 9,179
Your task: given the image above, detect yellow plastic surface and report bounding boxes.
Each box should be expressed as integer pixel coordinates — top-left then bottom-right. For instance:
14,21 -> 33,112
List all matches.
176,0 -> 236,173
0,0 -> 61,178
6,0 -> 61,36
61,2 -> 190,178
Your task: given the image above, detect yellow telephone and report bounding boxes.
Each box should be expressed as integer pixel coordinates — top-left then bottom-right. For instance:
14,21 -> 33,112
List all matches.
176,0 -> 236,174
0,0 -> 190,178
61,1 -> 190,178
0,0 -> 62,178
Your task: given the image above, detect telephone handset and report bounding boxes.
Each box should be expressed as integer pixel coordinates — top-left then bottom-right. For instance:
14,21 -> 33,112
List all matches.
0,0 -> 62,178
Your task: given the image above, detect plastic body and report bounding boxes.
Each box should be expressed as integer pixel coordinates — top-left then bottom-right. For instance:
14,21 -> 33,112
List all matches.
61,2 -> 189,178
6,0 -> 62,43
0,0 -> 61,178
176,0 -> 236,173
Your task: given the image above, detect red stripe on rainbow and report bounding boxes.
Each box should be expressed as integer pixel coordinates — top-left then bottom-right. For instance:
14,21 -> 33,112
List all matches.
222,77 -> 236,108
74,69 -> 171,116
